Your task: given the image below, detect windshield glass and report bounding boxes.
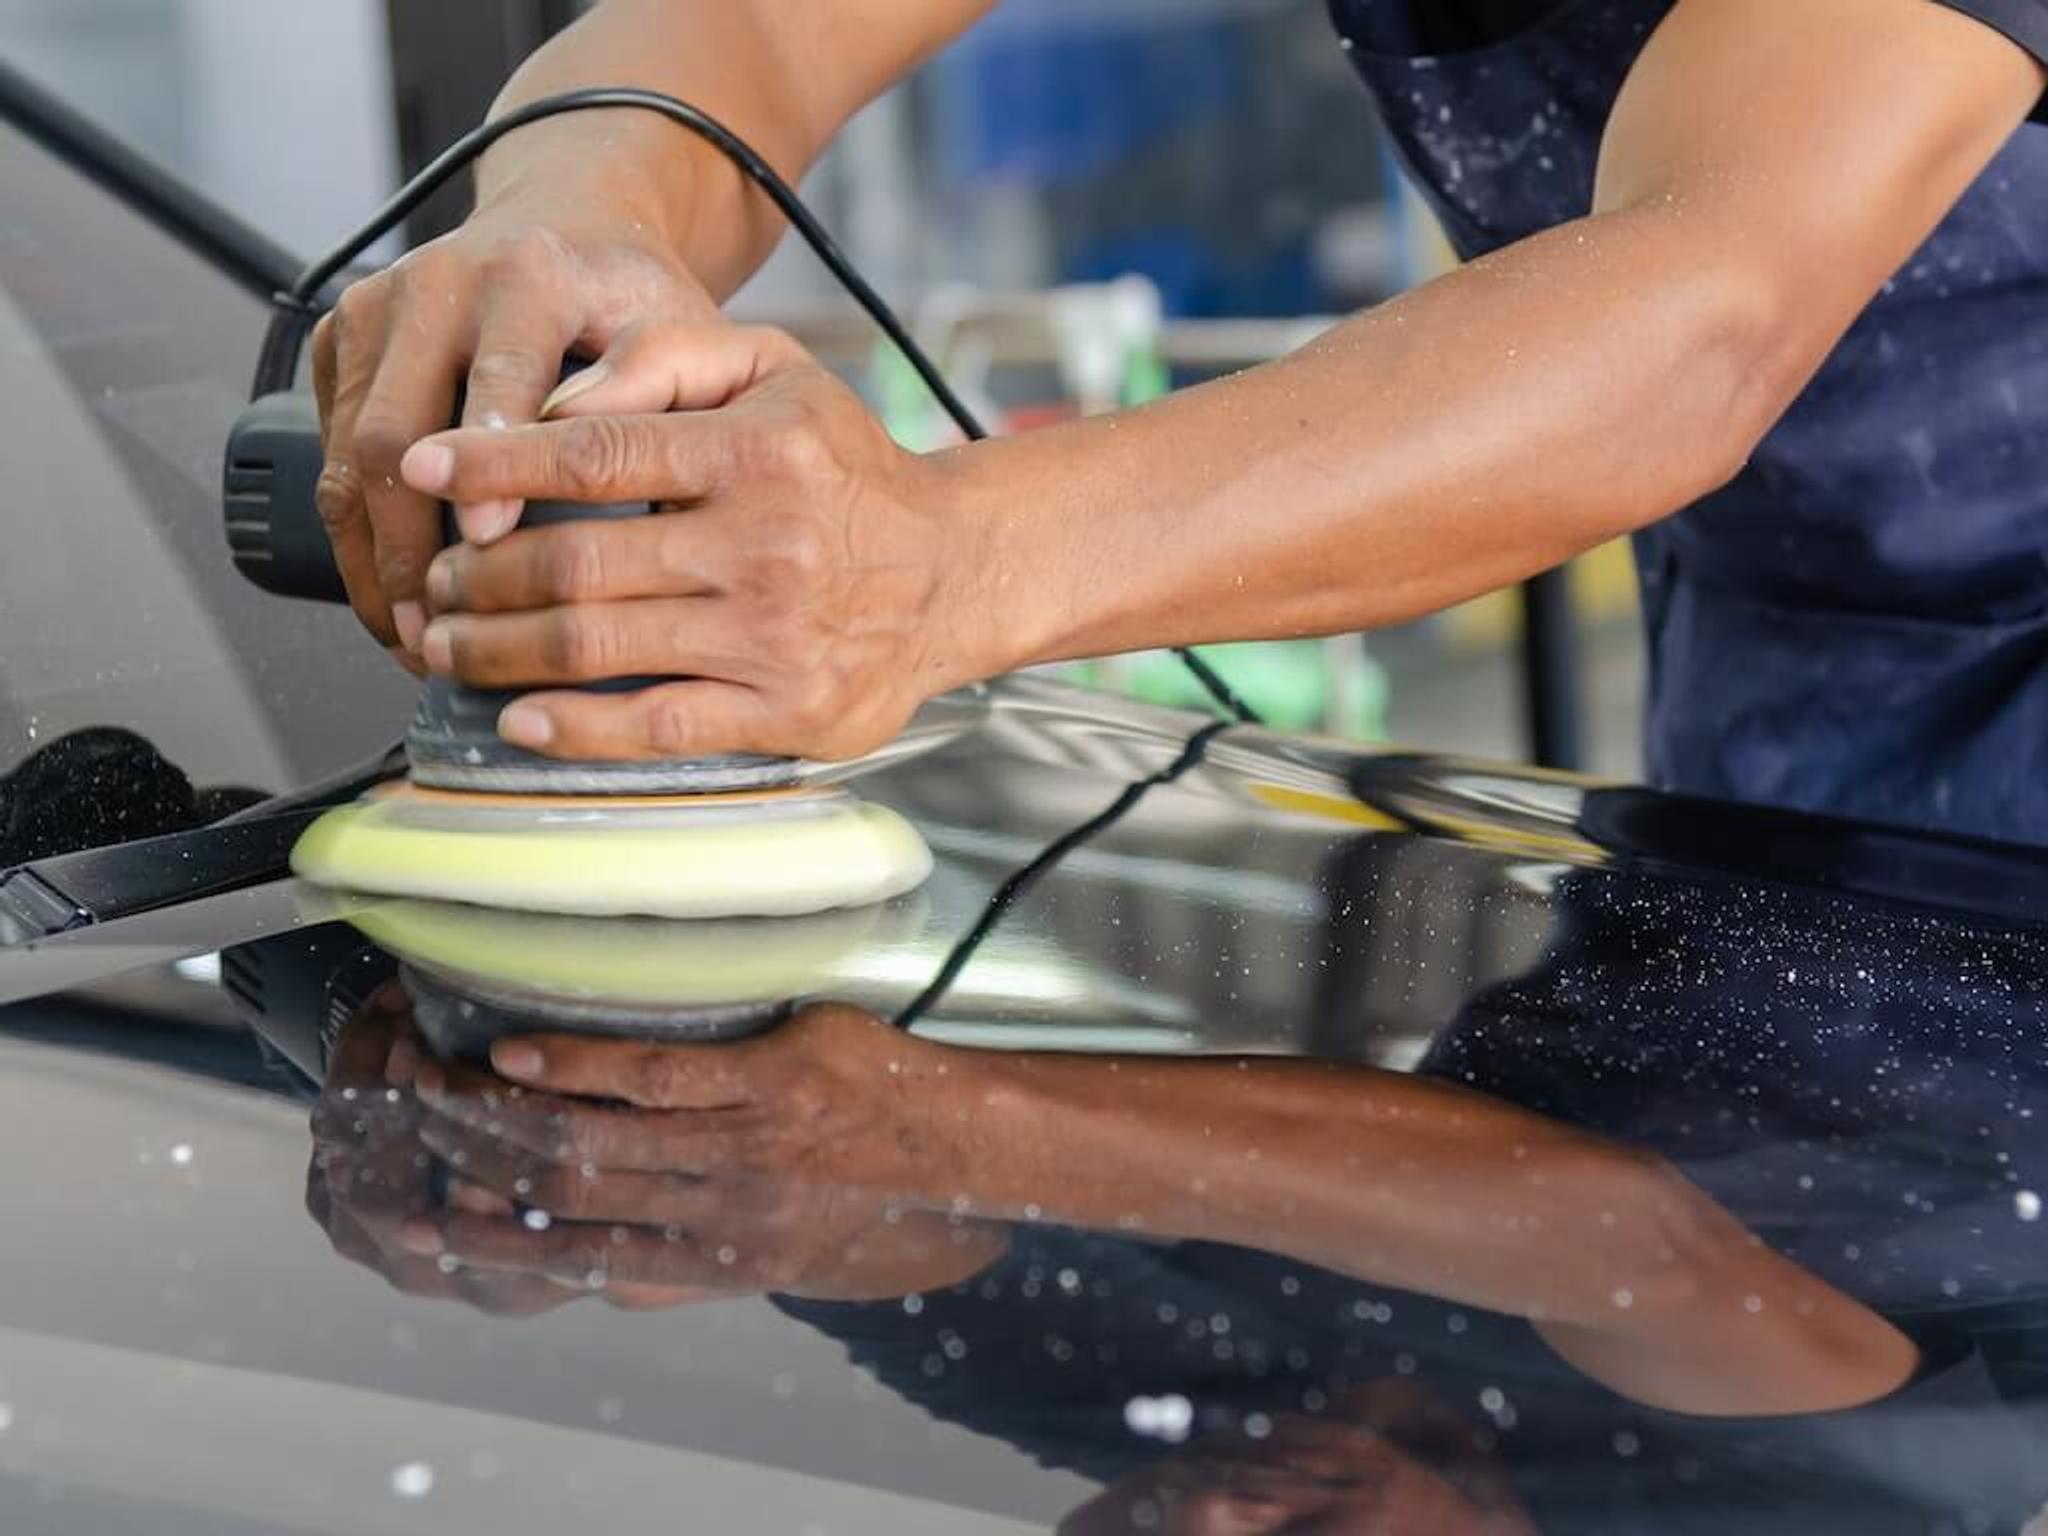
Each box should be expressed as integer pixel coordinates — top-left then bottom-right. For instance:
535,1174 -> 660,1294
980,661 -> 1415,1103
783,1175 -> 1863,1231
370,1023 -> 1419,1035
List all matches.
0,117 -> 414,865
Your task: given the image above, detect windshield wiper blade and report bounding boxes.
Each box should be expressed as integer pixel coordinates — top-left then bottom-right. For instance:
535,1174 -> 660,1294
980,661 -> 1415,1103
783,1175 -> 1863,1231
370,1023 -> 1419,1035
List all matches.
0,808 -> 322,943
0,744 -> 404,945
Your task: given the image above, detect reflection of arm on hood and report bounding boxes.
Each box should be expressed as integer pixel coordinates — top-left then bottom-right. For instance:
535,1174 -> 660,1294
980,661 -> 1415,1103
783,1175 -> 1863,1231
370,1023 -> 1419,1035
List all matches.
841,1035 -> 1917,1419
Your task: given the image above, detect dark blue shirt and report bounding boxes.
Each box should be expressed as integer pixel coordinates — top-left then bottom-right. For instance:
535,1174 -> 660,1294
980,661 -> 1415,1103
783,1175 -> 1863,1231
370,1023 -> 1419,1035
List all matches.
1328,0 -> 2048,844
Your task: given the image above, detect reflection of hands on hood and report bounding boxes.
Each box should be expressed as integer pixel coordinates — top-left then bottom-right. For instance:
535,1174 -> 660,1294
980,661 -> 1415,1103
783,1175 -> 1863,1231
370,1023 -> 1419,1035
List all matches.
306,991 -> 701,1314
326,1000 -> 1008,1308
890,1046 -> 1918,1419
309,980 -> 1916,1417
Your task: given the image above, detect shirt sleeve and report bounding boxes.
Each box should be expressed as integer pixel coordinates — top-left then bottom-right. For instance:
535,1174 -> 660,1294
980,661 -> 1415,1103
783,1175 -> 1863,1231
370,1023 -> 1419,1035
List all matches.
1934,0 -> 2048,121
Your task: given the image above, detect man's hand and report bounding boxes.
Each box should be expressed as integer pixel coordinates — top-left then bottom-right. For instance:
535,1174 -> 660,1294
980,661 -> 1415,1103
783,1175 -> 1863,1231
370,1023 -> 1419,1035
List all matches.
311,197 -> 720,661
308,0 -> 1000,664
398,1005 -> 1007,1302
400,324 -> 993,764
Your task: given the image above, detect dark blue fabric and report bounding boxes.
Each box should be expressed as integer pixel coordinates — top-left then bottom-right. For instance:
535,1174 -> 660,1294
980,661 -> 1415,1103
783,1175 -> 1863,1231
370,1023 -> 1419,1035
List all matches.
1328,0 -> 2048,844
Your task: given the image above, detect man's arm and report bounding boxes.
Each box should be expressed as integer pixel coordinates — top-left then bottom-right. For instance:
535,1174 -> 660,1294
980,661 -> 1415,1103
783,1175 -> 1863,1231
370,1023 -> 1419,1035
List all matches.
397,0 -> 2047,765
936,0 -> 2047,667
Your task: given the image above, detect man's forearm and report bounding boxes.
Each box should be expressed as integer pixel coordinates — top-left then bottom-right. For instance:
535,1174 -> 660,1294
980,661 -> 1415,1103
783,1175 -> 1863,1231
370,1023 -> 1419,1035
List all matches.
930,200 -> 1790,678
477,0 -> 992,298
926,0 -> 2044,680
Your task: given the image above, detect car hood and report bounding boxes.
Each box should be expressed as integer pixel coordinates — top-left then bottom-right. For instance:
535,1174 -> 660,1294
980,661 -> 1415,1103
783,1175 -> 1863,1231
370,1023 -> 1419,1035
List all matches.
4,682 -> 2048,1535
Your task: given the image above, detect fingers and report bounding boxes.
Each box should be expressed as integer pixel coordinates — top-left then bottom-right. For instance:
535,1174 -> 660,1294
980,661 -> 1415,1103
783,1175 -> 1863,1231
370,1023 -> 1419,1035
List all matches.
538,322 -> 805,420
313,306 -> 397,647
413,1058 -> 728,1173
492,1034 -> 755,1110
418,1117 -> 722,1227
415,1212 -> 751,1294
400,411 -> 731,509
425,515 -> 718,615
500,679 -> 775,762
358,336 -> 460,656
421,596 -> 752,688
455,284 -> 579,545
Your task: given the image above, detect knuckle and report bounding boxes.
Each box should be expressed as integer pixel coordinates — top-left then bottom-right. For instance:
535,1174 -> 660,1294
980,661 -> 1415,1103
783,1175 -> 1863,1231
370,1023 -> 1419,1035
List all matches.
541,610 -> 619,678
556,416 -> 635,498
631,1050 -> 680,1106
468,348 -> 551,396
640,694 -> 699,756
382,249 -> 426,295
760,418 -> 831,480
353,413 -> 412,478
538,524 -> 609,602
377,543 -> 428,591
783,674 -> 840,737
311,312 -> 339,367
333,273 -> 386,327
314,464 -> 361,535
486,227 -> 573,285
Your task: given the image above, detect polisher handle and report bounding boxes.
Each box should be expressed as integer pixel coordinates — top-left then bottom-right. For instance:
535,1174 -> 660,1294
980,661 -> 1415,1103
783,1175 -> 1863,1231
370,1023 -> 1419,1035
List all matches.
222,364 -> 651,605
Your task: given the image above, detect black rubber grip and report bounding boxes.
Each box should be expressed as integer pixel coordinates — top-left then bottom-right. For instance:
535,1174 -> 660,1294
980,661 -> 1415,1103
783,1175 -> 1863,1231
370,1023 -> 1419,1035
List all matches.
223,391 -> 348,603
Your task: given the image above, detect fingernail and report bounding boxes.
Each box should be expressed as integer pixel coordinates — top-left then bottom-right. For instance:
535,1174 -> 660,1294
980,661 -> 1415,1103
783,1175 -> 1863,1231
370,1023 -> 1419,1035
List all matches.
393,600 -> 425,654
540,362 -> 609,418
399,1220 -> 444,1257
421,619 -> 454,675
459,500 -> 521,545
414,1062 -> 445,1100
493,1040 -> 544,1079
425,555 -> 456,610
499,701 -> 554,750
449,1181 -> 515,1217
401,440 -> 455,493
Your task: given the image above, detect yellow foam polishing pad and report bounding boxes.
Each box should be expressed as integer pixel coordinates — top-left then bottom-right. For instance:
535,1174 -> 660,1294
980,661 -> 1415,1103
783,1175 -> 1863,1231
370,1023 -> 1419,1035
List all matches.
344,898 -> 889,1008
291,782 -> 932,919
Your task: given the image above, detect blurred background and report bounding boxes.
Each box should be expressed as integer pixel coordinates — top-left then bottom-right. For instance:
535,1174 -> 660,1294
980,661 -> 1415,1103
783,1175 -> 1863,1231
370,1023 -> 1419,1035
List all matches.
0,0 -> 1646,778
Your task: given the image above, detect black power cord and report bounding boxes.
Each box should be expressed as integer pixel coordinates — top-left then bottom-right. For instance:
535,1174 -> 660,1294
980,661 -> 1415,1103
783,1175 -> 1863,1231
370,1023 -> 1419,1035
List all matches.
255,86 -> 1260,727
